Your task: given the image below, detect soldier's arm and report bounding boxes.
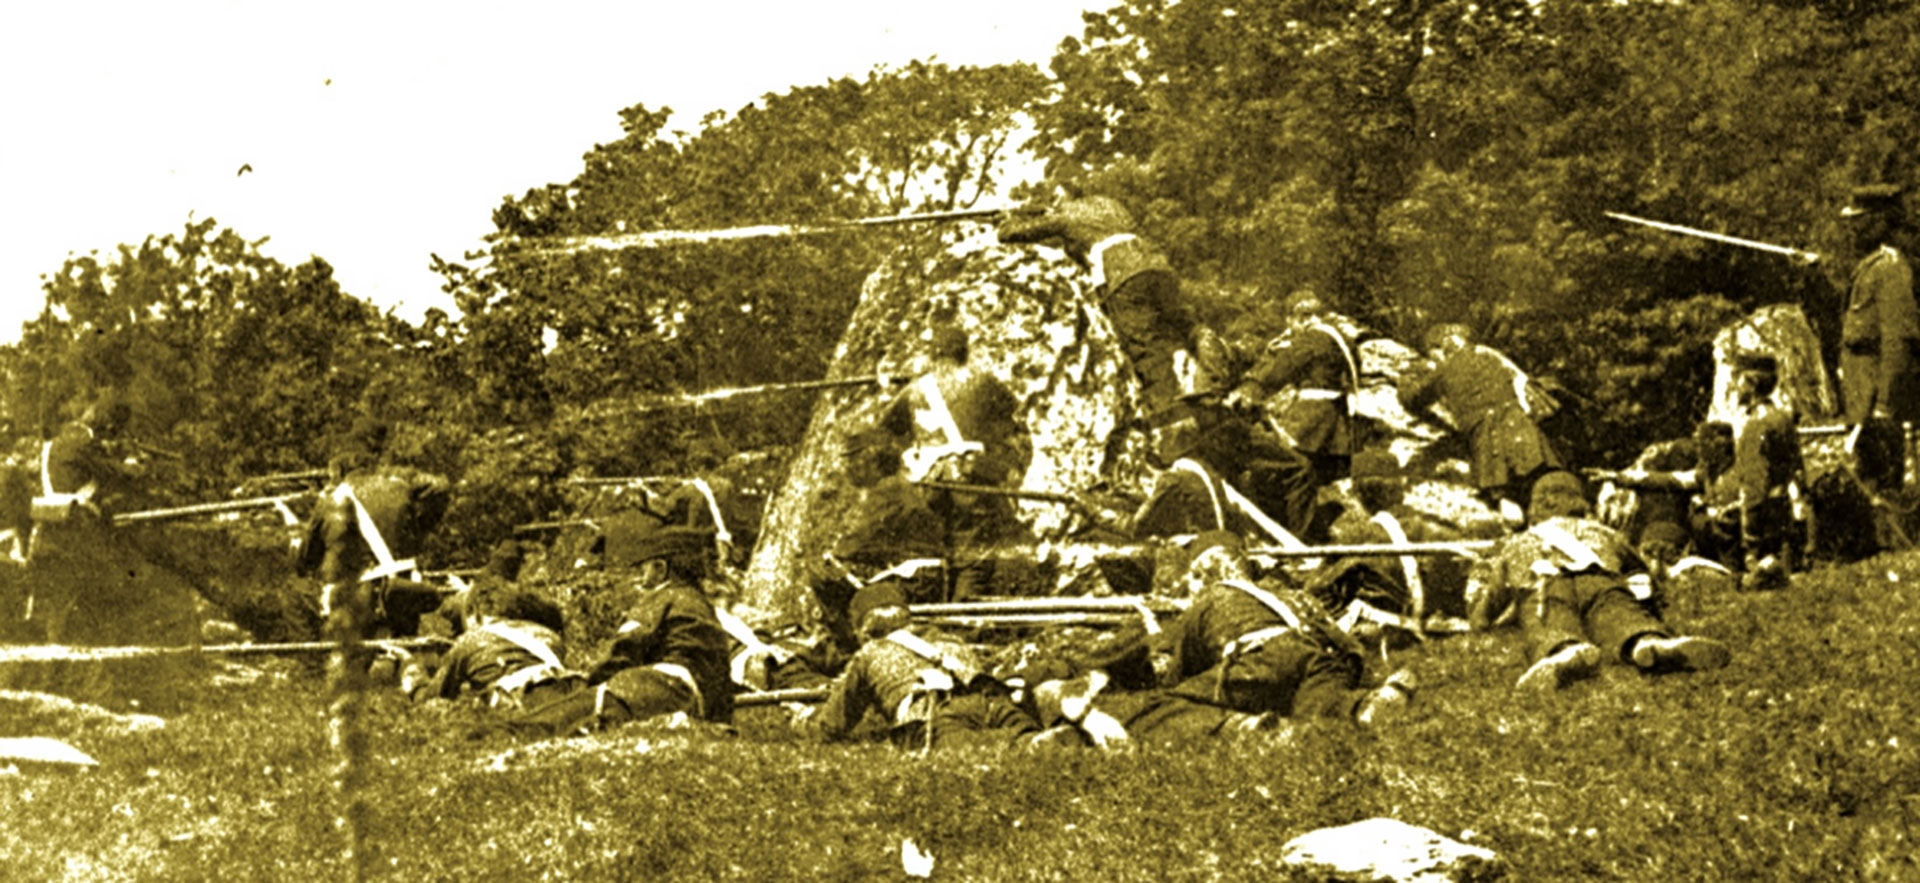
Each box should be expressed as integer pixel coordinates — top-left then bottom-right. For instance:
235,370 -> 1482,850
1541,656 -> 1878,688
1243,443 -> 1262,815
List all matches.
1397,365 -> 1443,415
1872,257 -> 1917,415
797,648 -> 880,741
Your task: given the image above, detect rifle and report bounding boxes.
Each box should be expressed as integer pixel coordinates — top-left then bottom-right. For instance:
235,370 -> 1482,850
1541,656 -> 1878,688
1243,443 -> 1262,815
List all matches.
910,479 -> 1091,511
953,538 -> 1494,561
232,468 -> 329,496
1581,467 -> 1701,493
112,492 -> 314,527
1605,212 -> 1822,264
0,635 -> 450,664
515,204 -> 1026,255
577,374 -> 912,418
512,518 -> 599,534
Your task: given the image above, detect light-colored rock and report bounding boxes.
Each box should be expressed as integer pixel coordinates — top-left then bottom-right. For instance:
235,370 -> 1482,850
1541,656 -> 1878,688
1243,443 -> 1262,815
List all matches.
1281,817 -> 1503,882
0,688 -> 166,734
1709,304 -> 1837,427
0,736 -> 99,768
744,228 -> 1145,614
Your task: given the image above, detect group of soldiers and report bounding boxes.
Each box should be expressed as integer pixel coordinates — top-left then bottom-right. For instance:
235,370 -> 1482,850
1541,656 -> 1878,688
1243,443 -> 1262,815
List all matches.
7,180 -> 1913,753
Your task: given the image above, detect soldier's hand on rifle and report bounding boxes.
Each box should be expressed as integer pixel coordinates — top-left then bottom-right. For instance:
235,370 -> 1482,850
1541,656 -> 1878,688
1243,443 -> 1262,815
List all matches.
1223,382 -> 1265,413
997,196 -> 1139,267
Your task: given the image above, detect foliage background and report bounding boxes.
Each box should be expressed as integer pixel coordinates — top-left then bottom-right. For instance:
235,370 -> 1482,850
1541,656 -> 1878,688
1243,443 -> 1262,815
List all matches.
3,0 -> 1917,561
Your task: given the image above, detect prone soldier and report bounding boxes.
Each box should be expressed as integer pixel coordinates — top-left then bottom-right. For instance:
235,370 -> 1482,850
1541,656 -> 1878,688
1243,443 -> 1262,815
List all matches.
1468,472 -> 1731,691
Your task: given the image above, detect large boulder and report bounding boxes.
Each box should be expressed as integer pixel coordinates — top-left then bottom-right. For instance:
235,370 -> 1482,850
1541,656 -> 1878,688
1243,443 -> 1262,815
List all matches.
1709,304 -> 1838,427
743,228 -> 1148,615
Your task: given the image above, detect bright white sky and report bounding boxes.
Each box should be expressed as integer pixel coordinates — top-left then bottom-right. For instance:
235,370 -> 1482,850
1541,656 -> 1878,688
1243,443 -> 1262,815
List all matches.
0,1 -> 1106,343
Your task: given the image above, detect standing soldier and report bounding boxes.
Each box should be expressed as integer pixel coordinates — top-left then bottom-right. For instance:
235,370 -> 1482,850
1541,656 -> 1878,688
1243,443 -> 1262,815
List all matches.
1837,183 -> 1919,498
1399,324 -> 1563,525
24,400 -> 150,642
997,196 -> 1235,415
297,420 -> 452,640
1227,289 -> 1361,492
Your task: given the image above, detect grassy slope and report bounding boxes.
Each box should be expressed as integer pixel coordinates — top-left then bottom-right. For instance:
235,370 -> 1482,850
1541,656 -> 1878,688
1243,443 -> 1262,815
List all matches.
3,553 -> 1917,881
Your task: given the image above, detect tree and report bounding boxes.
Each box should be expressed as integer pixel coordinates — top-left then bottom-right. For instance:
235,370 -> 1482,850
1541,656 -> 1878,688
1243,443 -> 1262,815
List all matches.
6,218 -> 408,500
1033,0 -> 1920,463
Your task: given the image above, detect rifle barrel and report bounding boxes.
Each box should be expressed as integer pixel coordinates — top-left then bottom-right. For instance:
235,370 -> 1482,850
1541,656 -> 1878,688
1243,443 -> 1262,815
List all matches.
910,596 -> 1187,615
1247,540 -> 1496,558
0,636 -> 450,664
112,492 -> 313,526
911,480 -> 1081,506
580,374 -> 907,419
734,687 -> 830,708
512,518 -> 598,534
1605,212 -> 1821,263
519,205 -> 1016,255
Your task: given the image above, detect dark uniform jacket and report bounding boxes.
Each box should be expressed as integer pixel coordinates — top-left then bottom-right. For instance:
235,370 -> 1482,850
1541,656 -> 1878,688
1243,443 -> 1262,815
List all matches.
592,583 -> 734,723
1241,321 -> 1357,456
882,362 -> 1029,486
42,423 -> 137,514
411,619 -> 564,702
299,467 -> 452,585
1094,238 -> 1212,413
1399,346 -> 1561,493
1841,245 -> 1920,424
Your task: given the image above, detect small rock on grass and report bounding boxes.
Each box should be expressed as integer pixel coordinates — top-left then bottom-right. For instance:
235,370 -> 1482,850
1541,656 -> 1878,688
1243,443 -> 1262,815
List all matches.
1280,817 -> 1504,882
0,736 -> 98,769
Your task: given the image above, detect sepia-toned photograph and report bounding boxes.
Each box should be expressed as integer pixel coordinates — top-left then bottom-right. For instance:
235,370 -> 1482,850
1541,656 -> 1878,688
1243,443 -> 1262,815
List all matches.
2,1 -> 1916,879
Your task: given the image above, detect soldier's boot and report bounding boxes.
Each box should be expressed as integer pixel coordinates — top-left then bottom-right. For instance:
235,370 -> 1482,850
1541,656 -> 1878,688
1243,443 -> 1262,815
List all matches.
1022,724 -> 1090,751
1629,634 -> 1731,673
1516,641 -> 1601,691
1354,668 -> 1419,726
1033,669 -> 1108,726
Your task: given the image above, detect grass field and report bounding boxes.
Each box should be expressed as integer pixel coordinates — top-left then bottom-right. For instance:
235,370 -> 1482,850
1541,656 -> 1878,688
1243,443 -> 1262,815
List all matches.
4,550 -> 1918,881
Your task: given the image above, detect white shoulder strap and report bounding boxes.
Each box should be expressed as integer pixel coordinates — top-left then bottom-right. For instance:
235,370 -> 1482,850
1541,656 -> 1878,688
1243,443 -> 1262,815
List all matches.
342,485 -> 417,582
39,438 -> 98,502
688,478 -> 732,546
1528,520 -> 1606,573
884,629 -> 973,680
1370,510 -> 1426,620
1220,578 -> 1305,631
478,621 -> 564,669
1307,319 -> 1360,403
1170,458 -> 1227,529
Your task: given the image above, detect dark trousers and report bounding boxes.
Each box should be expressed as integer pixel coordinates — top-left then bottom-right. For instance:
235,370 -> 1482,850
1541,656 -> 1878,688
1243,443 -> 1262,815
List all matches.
1169,635 -> 1363,720
1523,573 -> 1666,662
891,691 -> 1044,750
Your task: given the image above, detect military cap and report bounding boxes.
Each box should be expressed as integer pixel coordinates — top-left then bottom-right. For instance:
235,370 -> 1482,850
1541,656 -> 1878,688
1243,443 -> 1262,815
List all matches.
1638,521 -> 1690,554
484,539 -> 525,581
1349,449 -> 1402,482
927,324 -> 971,363
1841,183 -> 1905,218
1423,323 -> 1471,353
1283,288 -> 1325,316
846,581 -> 909,628
1527,470 -> 1590,521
